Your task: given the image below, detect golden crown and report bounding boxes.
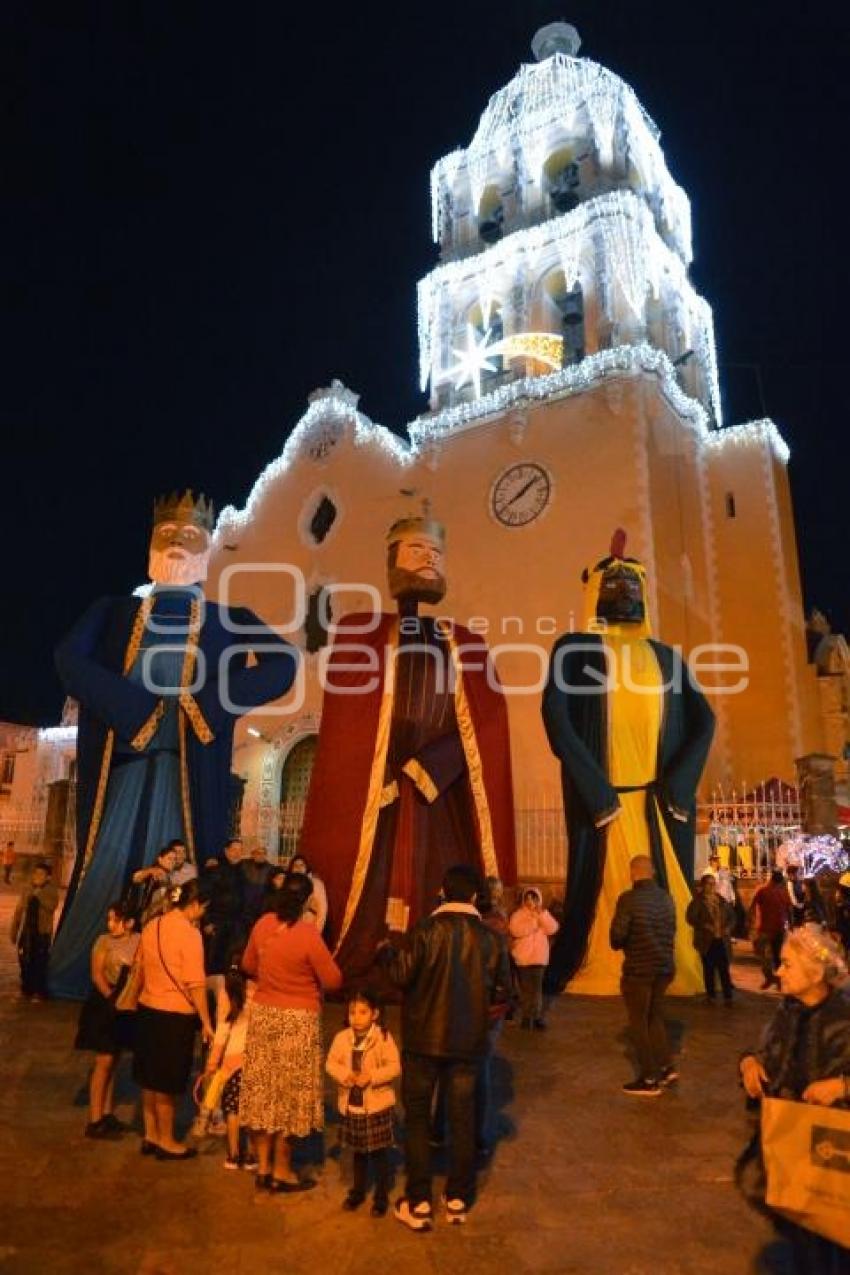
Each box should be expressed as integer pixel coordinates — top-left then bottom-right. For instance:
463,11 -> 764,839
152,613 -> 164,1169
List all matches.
153,490 -> 215,533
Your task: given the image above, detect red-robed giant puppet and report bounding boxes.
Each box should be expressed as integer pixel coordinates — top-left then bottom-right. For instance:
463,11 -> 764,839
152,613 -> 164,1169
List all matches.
300,514 -> 516,978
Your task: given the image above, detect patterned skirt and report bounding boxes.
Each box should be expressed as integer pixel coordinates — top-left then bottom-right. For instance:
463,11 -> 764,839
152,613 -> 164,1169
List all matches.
239,1004 -> 323,1136
221,1068 -> 242,1116
341,1108 -> 395,1152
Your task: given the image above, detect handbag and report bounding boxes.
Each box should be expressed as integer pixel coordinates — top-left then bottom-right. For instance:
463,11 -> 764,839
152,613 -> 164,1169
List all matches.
114,947 -> 143,1013
762,1095 -> 850,1248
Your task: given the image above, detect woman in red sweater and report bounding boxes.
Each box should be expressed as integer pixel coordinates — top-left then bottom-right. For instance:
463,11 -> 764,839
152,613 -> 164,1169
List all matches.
240,872 -> 343,1191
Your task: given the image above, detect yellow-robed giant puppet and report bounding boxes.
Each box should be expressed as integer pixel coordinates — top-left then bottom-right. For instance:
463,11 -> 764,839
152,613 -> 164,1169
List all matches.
542,530 -> 714,995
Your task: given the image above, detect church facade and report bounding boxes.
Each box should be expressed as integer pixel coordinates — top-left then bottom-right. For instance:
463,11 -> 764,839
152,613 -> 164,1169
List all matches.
199,25 -> 823,880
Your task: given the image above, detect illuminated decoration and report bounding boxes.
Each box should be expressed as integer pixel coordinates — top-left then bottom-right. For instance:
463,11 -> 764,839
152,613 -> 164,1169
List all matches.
430,51 -> 692,263
417,190 -> 721,427
449,323 -> 499,398
703,418 -> 790,465
776,834 -> 850,878
210,361 -> 789,546
447,325 -> 565,393
498,332 -> 563,370
38,726 -> 78,745
216,380 -> 413,536
410,341 -> 712,445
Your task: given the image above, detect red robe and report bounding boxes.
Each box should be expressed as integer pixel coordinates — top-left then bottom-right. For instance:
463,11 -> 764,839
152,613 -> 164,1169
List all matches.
300,614 -> 516,977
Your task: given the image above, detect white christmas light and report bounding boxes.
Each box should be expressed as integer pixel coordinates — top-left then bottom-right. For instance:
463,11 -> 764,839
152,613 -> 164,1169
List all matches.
417,190 -> 721,426
215,381 -> 413,536
409,341 -> 713,444
430,51 -> 692,264
38,726 -> 78,744
702,419 -> 790,464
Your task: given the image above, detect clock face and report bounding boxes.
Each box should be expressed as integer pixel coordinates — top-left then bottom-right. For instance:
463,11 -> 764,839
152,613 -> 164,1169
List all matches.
490,462 -> 553,528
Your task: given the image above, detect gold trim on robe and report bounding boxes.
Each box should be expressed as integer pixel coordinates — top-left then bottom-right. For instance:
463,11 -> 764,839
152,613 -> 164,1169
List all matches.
334,619 -> 399,953
174,597 -> 205,860
130,701 -> 165,751
447,634 -> 499,881
401,758 -> 439,804
78,596 -> 154,882
177,710 -> 195,863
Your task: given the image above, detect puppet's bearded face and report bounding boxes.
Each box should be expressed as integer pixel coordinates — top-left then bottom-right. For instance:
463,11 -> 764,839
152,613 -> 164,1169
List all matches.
596,562 -> 645,624
148,520 -> 211,586
388,533 -> 446,606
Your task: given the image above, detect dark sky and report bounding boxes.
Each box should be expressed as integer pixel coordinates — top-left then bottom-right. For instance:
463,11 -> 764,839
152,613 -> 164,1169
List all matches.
2,0 -> 847,724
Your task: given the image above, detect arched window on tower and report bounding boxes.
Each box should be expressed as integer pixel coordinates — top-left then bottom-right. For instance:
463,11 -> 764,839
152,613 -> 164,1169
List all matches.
543,271 -> 585,366
544,146 -> 584,216
478,185 -> 505,245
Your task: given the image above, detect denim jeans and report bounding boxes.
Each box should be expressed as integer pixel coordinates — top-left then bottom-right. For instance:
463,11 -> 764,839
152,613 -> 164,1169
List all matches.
402,1052 -> 477,1206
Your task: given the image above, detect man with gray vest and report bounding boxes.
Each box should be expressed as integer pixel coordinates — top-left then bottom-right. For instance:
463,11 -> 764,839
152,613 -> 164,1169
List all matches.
609,854 -> 677,1096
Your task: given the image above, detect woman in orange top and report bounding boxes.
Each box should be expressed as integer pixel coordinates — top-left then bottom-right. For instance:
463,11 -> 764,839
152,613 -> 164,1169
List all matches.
240,873 -> 343,1191
133,879 -> 214,1160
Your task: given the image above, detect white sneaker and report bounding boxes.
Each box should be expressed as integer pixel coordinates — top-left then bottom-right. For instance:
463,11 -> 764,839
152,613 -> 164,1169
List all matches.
394,1198 -> 433,1232
444,1197 -> 468,1225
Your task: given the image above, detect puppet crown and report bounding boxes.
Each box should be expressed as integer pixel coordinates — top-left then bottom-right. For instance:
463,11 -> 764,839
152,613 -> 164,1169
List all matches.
386,515 -> 446,548
153,489 -> 215,533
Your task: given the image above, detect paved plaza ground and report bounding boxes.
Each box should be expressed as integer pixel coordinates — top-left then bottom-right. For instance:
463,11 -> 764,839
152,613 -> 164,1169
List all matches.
0,882 -> 785,1275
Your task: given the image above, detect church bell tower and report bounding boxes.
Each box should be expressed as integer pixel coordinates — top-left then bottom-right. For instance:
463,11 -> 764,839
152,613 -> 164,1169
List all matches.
414,22 -> 720,433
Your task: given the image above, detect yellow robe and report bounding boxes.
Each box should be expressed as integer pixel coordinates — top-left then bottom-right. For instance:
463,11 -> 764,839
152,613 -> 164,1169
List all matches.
567,634 -> 703,996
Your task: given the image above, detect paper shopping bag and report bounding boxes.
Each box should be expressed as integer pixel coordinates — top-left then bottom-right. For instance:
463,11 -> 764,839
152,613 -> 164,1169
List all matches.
762,1096 -> 850,1249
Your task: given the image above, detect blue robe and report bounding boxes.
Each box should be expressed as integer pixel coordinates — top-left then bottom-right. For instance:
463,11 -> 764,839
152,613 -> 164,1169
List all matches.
49,587 -> 297,998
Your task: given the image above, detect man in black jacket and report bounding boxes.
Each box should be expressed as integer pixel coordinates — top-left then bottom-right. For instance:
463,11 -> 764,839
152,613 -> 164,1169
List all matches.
203,838 -> 247,974
381,863 -> 511,1230
610,854 -> 677,1097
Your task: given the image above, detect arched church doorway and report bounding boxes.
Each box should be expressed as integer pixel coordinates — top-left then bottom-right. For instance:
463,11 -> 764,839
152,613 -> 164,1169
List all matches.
278,735 -> 318,862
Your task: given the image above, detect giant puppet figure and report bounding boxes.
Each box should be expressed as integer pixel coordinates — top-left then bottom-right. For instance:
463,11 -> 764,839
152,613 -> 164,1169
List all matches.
542,530 -> 715,995
49,491 -> 298,998
300,514 -> 516,978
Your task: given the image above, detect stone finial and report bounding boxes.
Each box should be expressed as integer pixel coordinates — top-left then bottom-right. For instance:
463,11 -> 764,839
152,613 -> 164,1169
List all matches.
531,22 -> 581,61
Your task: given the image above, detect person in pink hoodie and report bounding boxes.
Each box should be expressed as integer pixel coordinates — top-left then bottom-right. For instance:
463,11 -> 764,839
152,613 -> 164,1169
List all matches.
509,888 -> 559,1030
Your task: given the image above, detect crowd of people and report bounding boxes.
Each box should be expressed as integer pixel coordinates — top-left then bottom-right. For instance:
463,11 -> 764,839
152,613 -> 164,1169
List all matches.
4,839 -> 850,1258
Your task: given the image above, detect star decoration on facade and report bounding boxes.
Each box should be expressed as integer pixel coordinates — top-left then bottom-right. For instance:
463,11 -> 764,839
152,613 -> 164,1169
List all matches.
449,324 -> 498,398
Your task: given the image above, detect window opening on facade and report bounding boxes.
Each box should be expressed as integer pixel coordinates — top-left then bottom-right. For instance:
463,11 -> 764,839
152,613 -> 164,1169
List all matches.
309,495 -> 337,544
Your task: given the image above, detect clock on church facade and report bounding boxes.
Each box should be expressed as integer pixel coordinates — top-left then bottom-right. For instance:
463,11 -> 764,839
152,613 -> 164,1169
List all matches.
490,463 -> 553,527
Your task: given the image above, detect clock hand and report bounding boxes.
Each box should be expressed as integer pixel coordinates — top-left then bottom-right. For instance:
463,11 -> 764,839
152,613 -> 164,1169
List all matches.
498,477 -> 538,513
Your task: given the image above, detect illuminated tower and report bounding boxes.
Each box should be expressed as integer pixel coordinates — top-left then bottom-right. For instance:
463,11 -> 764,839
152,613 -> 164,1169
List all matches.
416,21 -> 720,427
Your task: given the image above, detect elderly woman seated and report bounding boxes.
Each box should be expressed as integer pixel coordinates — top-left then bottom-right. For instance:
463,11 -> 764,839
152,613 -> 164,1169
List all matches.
738,924 -> 850,1273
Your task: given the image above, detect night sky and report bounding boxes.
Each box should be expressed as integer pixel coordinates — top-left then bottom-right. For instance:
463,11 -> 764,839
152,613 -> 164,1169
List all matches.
2,0 -> 846,724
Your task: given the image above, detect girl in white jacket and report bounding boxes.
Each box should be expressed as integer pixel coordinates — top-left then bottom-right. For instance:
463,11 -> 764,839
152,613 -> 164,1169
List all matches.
326,989 -> 401,1216
509,888 -> 559,1030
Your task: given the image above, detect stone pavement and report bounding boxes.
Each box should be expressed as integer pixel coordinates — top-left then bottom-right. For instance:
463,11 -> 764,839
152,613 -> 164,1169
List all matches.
0,881 -> 781,1275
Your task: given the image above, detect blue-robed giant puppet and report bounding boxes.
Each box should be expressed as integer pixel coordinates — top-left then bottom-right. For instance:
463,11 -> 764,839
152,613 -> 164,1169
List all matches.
49,491 -> 298,998
542,530 -> 715,996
